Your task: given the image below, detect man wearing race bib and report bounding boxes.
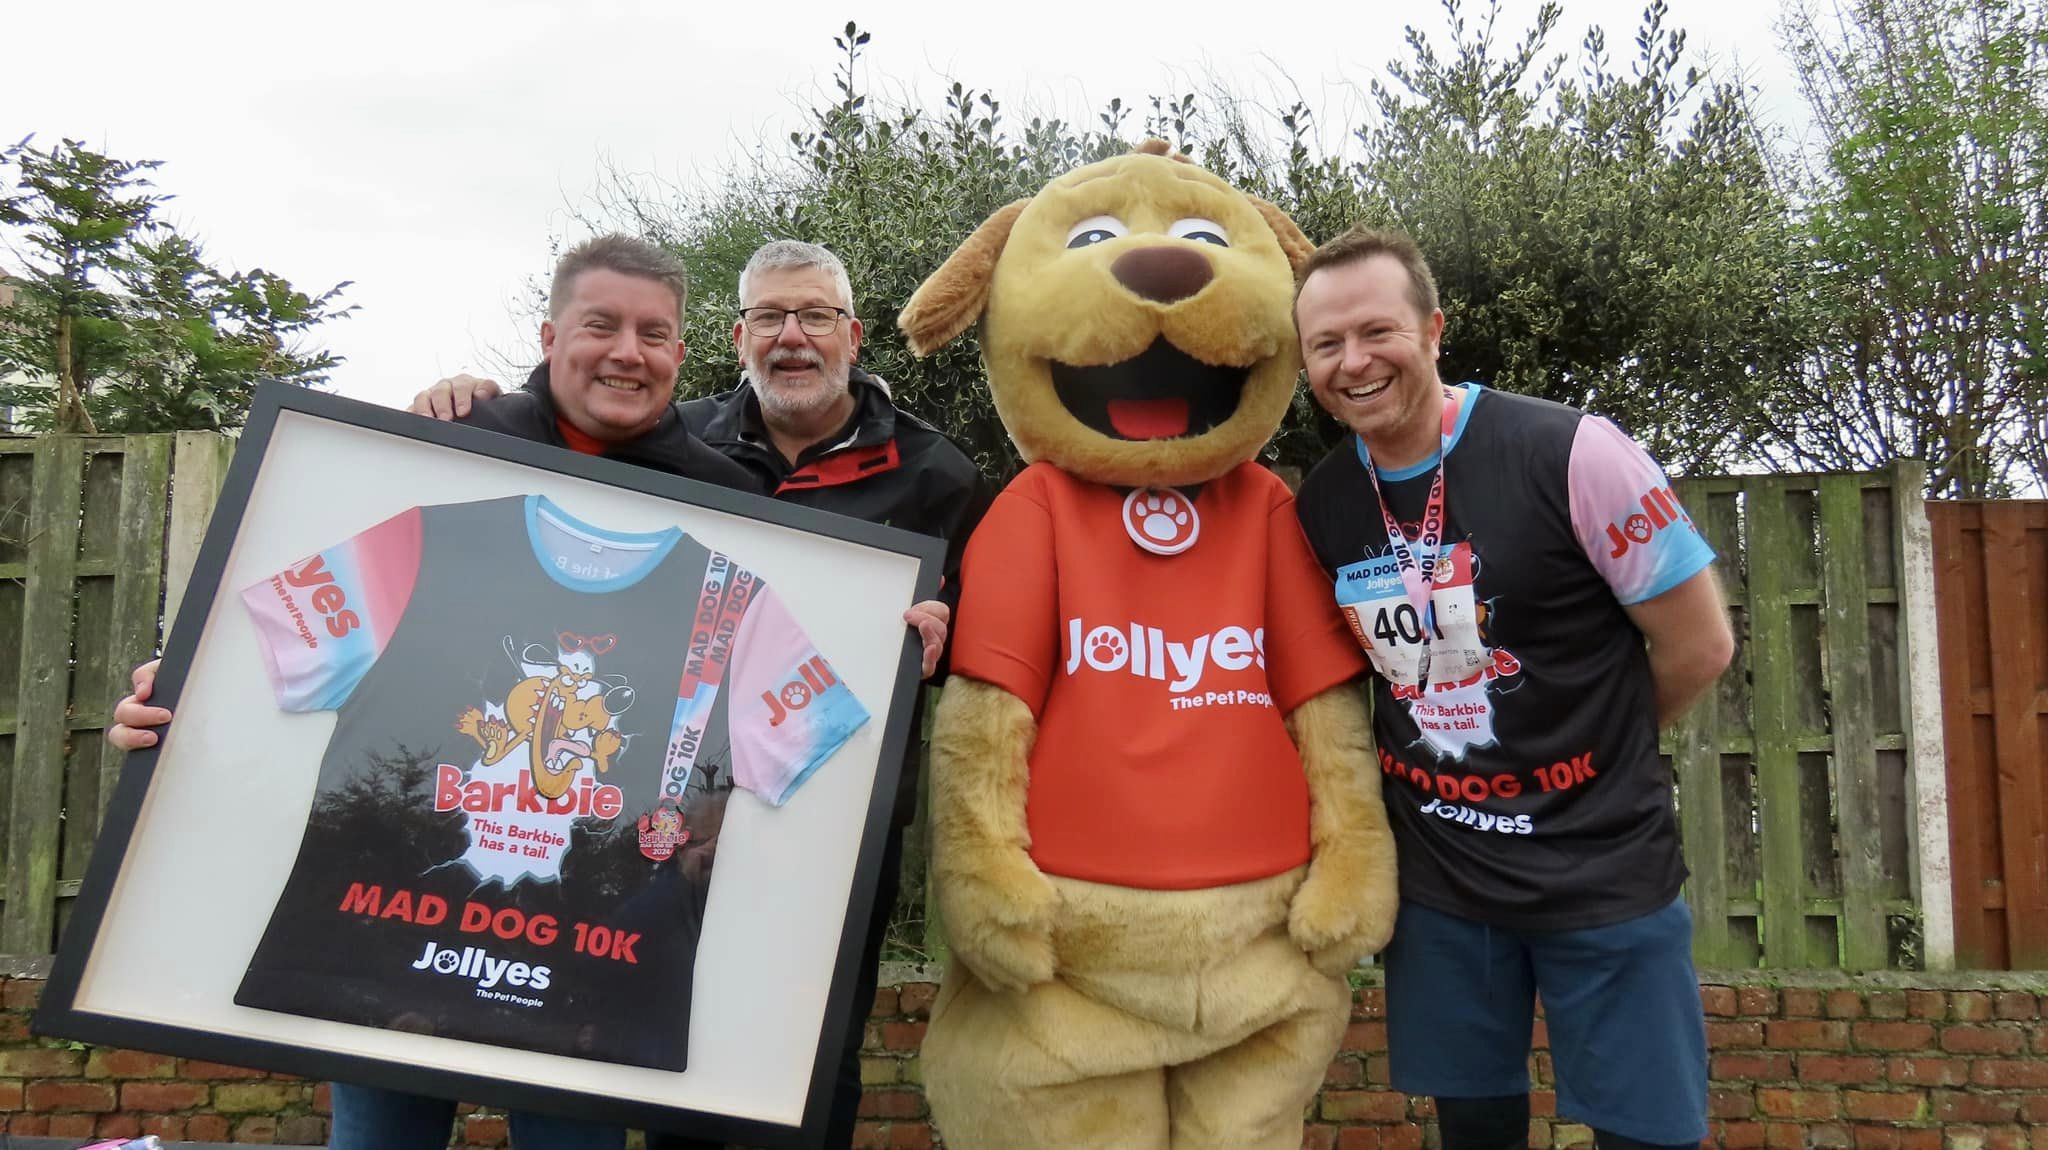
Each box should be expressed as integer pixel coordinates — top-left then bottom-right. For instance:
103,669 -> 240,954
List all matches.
1291,226 -> 1735,1150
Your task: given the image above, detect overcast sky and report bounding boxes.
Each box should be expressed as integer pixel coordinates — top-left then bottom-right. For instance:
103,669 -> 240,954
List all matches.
11,0 -> 1801,411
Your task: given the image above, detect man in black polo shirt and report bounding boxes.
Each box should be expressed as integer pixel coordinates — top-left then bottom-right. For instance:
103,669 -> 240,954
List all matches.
415,239 -> 989,1150
1291,226 -> 1735,1150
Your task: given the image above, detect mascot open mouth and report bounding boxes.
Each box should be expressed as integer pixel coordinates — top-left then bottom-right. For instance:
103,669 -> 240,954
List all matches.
536,693 -> 565,754
531,689 -> 575,794
1050,339 -> 1246,441
546,737 -> 592,776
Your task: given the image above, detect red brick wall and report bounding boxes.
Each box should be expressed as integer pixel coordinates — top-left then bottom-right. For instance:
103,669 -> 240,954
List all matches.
8,967 -> 2048,1148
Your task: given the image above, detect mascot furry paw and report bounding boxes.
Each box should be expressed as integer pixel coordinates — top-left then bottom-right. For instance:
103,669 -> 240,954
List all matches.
899,140 -> 1399,1150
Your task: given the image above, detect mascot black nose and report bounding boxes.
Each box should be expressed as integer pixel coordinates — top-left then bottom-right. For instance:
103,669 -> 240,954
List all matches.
1111,246 -> 1214,303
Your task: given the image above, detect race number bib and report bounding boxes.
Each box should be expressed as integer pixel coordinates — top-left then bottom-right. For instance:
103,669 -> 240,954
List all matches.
1335,542 -> 1487,688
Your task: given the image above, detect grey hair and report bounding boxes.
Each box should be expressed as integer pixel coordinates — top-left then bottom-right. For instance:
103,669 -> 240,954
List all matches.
549,234 -> 689,325
738,240 -> 856,315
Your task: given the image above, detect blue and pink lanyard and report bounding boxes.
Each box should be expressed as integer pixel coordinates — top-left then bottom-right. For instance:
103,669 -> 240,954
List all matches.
1356,386 -> 1464,620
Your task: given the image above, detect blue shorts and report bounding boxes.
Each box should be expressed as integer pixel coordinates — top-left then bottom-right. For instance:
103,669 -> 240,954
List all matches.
1383,896 -> 1708,1145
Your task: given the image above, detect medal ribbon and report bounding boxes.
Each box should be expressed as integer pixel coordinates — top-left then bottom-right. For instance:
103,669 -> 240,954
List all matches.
662,556 -> 755,797
1356,387 -> 1464,679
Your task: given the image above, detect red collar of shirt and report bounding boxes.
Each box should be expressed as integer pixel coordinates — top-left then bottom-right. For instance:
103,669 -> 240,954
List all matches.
555,416 -> 607,456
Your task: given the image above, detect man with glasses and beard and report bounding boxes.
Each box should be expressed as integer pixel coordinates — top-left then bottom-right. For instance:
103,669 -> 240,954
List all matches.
415,240 -> 989,1150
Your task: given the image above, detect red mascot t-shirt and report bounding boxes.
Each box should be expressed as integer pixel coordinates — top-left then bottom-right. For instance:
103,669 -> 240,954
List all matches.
951,461 -> 1368,890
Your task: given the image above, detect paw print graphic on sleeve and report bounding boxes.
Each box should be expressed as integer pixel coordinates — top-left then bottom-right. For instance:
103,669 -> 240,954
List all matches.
1121,486 -> 1202,556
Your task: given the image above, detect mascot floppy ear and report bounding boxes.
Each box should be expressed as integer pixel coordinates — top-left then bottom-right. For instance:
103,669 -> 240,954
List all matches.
900,199 -> 1030,356
1248,196 -> 1315,275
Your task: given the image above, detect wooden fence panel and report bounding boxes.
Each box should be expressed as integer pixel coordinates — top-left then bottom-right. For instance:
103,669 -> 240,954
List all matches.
0,433 -> 229,954
61,448 -> 125,907
1933,500 -> 2048,969
2,437 -> 85,954
1746,476 -> 1812,967
1820,474 -> 1888,969
1668,461 -> 1940,969
101,436 -> 172,816
164,431 -> 234,633
0,446 -> 34,915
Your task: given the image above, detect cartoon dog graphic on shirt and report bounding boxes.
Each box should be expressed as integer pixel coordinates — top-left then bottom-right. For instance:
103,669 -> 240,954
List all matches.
456,633 -> 634,800
898,142 -> 1399,1150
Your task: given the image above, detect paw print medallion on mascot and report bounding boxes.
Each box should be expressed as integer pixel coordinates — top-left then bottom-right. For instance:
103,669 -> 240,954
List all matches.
1123,487 -> 1199,555
898,139 -> 1400,1150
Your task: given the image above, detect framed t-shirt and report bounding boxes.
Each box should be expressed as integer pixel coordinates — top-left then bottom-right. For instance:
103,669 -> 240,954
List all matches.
234,493 -> 868,1072
35,383 -> 943,1149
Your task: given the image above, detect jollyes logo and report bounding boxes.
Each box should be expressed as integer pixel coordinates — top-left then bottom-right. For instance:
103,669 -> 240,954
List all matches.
281,555 -> 361,638
764,656 -> 838,727
1603,486 -> 1695,559
410,940 -> 551,991
1062,619 -> 1265,694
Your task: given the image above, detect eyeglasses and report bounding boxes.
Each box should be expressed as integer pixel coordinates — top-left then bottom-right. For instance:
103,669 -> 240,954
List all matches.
739,306 -> 849,337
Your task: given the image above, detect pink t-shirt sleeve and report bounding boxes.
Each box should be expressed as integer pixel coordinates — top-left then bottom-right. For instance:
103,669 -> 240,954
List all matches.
726,581 -> 869,806
239,507 -> 423,711
1567,417 -> 1716,605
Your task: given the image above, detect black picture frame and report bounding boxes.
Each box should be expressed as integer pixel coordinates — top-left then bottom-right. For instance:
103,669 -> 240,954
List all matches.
35,382 -> 945,1149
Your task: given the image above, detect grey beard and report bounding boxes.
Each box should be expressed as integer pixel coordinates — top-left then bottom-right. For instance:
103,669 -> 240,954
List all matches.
744,366 -> 849,419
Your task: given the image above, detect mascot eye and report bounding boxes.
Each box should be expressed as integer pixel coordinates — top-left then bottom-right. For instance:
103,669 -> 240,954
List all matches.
1169,218 -> 1229,246
1065,215 -> 1128,248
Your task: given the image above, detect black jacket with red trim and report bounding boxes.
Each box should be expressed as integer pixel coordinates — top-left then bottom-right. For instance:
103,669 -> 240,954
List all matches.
681,367 -> 990,631
682,369 -> 991,825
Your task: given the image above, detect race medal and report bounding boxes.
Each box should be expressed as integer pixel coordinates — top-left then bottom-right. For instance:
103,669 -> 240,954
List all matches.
1123,487 -> 1200,556
636,801 -> 690,861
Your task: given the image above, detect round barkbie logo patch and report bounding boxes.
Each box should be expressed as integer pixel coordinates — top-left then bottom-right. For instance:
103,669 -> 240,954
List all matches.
1122,487 -> 1200,556
637,802 -> 690,862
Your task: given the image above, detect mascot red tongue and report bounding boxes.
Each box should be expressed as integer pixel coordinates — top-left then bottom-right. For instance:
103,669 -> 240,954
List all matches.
897,140 -> 1400,1150
1107,397 -> 1189,439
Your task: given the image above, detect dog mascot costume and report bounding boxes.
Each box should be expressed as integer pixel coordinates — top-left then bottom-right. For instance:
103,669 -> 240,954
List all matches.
896,140 -> 1399,1150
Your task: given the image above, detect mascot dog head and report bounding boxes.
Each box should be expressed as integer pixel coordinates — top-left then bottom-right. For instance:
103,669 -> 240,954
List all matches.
900,140 -> 1312,488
